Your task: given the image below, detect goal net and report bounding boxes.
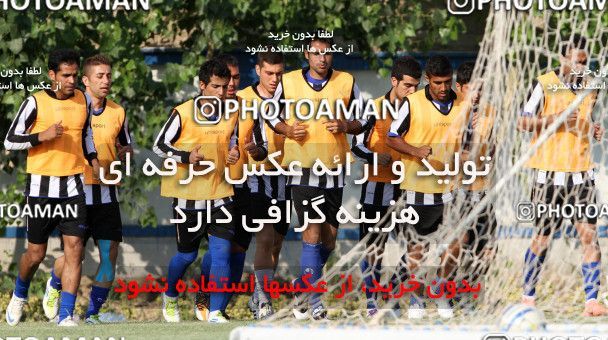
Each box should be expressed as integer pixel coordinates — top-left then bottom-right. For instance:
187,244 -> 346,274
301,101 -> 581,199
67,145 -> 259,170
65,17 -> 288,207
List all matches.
233,7 -> 608,339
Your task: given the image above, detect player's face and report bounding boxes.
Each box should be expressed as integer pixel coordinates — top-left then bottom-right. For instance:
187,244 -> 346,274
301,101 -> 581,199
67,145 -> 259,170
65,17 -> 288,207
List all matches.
83,64 -> 112,99
256,62 -> 284,95
226,64 -> 240,99
427,74 -> 453,102
49,62 -> 79,97
457,82 -> 481,105
568,48 -> 588,75
305,40 -> 333,77
392,75 -> 420,100
200,75 -> 230,100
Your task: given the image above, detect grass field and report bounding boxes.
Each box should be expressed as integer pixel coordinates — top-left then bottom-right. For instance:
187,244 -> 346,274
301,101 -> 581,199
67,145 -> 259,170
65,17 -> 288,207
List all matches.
0,321 -> 249,340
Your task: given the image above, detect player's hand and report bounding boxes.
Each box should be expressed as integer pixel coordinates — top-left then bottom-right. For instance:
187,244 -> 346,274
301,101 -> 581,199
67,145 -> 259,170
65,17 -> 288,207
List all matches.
471,110 -> 480,130
324,119 -> 347,134
189,145 -> 205,164
244,136 -> 265,161
414,145 -> 432,159
377,153 -> 392,166
39,120 -> 63,142
563,110 -> 579,130
226,145 -> 240,165
91,158 -> 101,181
286,121 -> 308,141
594,122 -> 604,141
115,141 -> 133,161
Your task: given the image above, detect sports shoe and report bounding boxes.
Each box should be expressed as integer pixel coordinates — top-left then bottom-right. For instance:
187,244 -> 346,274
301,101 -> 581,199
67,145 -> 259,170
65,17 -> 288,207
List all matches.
247,294 -> 259,319
85,314 -> 101,324
366,308 -> 378,318
5,294 -> 26,326
57,316 -> 78,327
194,291 -> 209,321
311,304 -> 327,320
292,279 -> 309,320
43,278 -> 61,320
162,293 -> 180,323
258,302 -> 274,319
436,297 -> 454,319
407,302 -> 426,320
208,310 -> 229,323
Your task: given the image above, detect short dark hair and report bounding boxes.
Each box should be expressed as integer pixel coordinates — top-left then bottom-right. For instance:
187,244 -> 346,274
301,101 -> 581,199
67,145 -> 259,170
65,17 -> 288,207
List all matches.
257,51 -> 284,67
561,34 -> 587,57
304,28 -> 335,49
48,49 -> 80,72
198,59 -> 231,84
425,55 -> 452,78
456,61 -> 475,85
391,56 -> 422,81
83,54 -> 112,76
215,53 -> 239,68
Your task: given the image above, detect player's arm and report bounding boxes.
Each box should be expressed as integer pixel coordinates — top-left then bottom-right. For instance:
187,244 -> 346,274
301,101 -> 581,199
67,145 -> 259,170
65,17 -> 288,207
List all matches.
82,98 -> 99,165
245,117 -> 269,161
351,117 -> 375,163
324,82 -> 366,135
4,97 -> 47,150
266,82 -> 311,141
153,109 -> 198,163
226,120 -> 240,165
81,95 -> 100,178
116,114 -> 133,161
516,81 -> 577,133
386,99 -> 431,159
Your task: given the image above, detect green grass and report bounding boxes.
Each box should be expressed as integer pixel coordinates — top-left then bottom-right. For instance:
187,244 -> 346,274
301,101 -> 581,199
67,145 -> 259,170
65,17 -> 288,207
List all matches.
0,321 -> 250,340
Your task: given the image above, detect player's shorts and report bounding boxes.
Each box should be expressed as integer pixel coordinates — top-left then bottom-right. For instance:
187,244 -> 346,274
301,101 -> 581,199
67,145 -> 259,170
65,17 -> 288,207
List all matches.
531,170 -> 597,236
459,190 -> 497,255
358,203 -> 390,247
232,186 -> 255,250
401,203 -> 444,236
26,195 -> 87,244
173,203 -> 235,253
291,186 -> 343,228
85,202 -> 123,243
247,193 -> 291,238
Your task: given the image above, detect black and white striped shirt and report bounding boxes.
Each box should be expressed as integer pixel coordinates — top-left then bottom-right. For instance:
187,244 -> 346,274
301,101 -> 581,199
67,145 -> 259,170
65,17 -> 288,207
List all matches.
266,68 -> 365,189
360,181 -> 400,207
4,90 -> 97,198
352,91 -> 404,206
84,100 -> 132,205
534,169 -> 595,186
153,105 -> 238,210
247,174 -> 289,201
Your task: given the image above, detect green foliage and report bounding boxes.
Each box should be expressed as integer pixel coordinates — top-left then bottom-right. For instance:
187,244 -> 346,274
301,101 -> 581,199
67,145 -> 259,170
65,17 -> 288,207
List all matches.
0,1 -> 464,229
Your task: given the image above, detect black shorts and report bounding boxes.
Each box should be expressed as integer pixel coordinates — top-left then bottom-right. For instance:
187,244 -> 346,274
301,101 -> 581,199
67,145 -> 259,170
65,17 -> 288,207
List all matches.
232,186 -> 254,250
531,173 -> 597,236
359,204 -> 390,247
460,191 -> 497,255
291,186 -> 343,228
403,203 -> 444,236
85,202 -> 123,243
26,195 -> 87,244
248,192 -> 291,236
173,204 -> 235,253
